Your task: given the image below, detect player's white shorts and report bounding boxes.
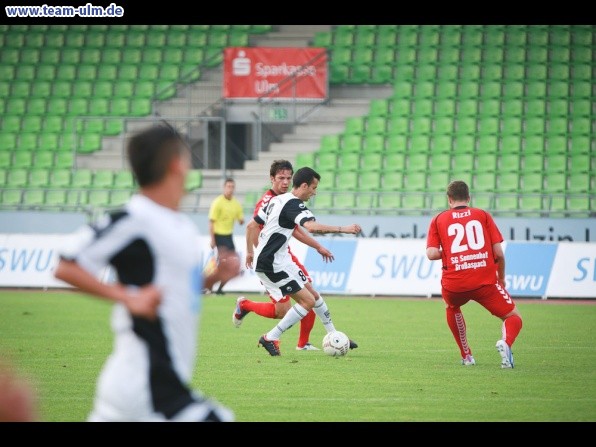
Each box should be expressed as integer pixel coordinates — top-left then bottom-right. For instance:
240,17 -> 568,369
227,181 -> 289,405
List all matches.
256,261 -> 308,302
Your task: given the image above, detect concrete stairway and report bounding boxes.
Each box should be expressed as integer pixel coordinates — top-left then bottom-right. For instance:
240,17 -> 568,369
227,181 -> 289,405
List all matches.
74,25 -> 393,212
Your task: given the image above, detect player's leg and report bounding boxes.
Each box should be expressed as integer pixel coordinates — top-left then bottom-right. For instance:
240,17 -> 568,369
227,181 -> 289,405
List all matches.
477,283 -> 522,368
257,265 -> 314,355
290,254 -> 317,350
264,287 -> 315,342
232,294 -> 289,327
215,236 -> 235,295
442,289 -> 474,365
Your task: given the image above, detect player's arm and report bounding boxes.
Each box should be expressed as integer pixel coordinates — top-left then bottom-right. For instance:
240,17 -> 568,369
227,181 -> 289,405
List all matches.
208,219 -> 216,249
54,259 -> 162,320
245,218 -> 261,269
302,221 -> 361,235
293,226 -> 334,262
493,242 -> 506,287
426,247 -> 442,260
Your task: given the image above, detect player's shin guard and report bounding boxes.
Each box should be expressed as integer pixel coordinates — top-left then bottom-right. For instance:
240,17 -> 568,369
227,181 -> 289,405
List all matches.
313,297 -> 336,333
266,303 -> 308,340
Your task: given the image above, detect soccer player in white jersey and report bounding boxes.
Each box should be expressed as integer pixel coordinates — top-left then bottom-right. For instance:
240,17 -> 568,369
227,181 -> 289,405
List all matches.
54,124 -> 240,421
245,166 -> 362,356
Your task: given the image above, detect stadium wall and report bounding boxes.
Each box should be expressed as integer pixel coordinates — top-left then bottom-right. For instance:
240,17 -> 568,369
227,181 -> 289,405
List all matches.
1,233 -> 594,299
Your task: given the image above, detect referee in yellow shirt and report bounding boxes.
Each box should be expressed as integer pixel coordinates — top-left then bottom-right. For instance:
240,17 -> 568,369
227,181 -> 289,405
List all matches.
208,178 -> 245,295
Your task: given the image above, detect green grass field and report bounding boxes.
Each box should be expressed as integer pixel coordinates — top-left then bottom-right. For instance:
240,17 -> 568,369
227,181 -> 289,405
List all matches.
1,289 -> 595,422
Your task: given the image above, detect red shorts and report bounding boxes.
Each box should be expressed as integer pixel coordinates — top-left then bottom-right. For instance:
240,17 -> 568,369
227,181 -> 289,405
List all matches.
269,250 -> 312,304
441,282 -> 515,319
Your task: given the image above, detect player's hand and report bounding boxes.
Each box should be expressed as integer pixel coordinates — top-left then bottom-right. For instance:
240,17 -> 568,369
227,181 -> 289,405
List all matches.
317,246 -> 335,263
342,224 -> 362,234
123,284 -> 162,320
245,252 -> 254,269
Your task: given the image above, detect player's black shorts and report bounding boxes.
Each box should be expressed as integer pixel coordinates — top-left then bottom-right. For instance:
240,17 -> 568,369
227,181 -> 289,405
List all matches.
214,234 -> 235,251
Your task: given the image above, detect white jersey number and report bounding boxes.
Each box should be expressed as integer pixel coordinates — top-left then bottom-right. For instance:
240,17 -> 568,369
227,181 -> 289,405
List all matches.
447,220 -> 485,253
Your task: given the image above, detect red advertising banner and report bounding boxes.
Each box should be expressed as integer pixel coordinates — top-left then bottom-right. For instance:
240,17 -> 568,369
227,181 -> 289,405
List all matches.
223,47 -> 328,100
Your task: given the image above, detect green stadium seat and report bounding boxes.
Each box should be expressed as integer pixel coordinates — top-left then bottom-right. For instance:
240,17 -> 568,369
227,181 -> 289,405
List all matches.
6,168 -> 29,188
502,99 -> 524,117
335,171 -> 359,191
496,172 -> 520,193
477,117 -> 499,135
28,168 -> 51,188
362,135 -> 386,154
112,171 -> 134,189
54,151 -> 75,169
181,169 -> 200,191
524,135 -> 545,154
341,135 -> 362,153
366,117 -> 387,136
544,172 -> 567,192
312,193 -> 333,211
104,119 -> 125,136
318,135 -> 341,153
110,190 -> 132,207
360,153 -> 384,172
385,134 -> 408,154
110,98 -> 129,116
34,151 -> 55,169
295,153 -> 315,170
10,81 -> 31,98
97,64 -> 118,81
93,170 -> 115,189
411,116 -> 432,135
22,189 -> 45,208
1,116 -> 21,134
455,117 -> 477,135
412,99 -> 433,117
453,135 -> 475,154
118,64 -> 139,82
0,151 -> 12,169
50,169 -> 72,188
340,153 -> 360,171
344,117 -> 365,135
501,117 -> 523,135
1,189 -> 22,207
71,169 -> 93,189
568,171 -> 590,193
472,169 -> 497,192
5,98 -> 26,116
45,190 -> 68,208
130,99 -> 152,117
27,98 -> 47,116
316,153 -> 338,171
382,171 -> 404,190
452,152 -> 474,171
21,116 -> 42,133
87,190 -> 111,208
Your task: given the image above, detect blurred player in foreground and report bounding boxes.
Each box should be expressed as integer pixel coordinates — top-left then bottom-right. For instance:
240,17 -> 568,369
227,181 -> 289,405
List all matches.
54,124 -> 240,421
245,167 -> 361,356
426,180 -> 523,368
233,159 -> 357,351
0,356 -> 39,422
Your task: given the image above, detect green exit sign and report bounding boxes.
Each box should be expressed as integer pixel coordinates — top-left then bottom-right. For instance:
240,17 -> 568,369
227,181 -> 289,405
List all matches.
269,107 -> 288,121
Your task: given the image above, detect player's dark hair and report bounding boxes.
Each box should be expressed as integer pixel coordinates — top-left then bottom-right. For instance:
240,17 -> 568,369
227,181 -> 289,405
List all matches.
447,180 -> 470,201
270,160 -> 293,178
224,177 -> 235,185
127,122 -> 188,187
293,166 -> 320,188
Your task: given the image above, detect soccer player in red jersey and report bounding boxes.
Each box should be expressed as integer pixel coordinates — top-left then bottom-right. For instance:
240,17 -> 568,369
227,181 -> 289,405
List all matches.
426,180 -> 523,368
233,160 -> 357,352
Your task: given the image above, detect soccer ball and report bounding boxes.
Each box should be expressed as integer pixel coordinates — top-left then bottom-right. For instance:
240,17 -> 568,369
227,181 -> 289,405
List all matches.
322,331 -> 350,357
